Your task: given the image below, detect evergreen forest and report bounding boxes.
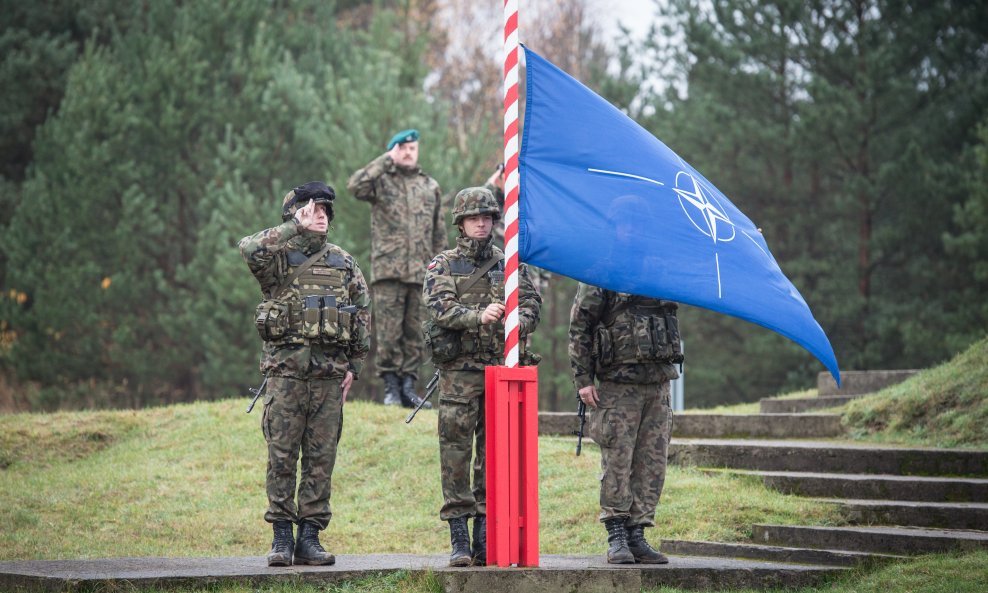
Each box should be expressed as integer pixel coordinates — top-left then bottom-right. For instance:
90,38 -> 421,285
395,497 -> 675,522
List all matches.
1,0 -> 986,411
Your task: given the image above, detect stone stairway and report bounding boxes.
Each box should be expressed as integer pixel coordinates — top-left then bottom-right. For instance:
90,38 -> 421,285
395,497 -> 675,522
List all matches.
666,371 -> 988,565
541,370 -> 988,568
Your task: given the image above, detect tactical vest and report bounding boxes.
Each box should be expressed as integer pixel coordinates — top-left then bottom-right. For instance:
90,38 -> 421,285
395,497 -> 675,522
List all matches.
424,252 -> 535,364
595,294 -> 683,371
254,249 -> 357,350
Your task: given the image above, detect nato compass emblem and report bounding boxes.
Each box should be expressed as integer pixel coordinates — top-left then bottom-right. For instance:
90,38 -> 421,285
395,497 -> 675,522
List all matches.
672,171 -> 735,245
587,166 -> 747,299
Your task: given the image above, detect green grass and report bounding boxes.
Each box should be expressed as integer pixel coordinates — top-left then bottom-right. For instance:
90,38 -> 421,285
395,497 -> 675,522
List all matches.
0,399 -> 842,561
842,336 -> 988,450
684,389 -> 817,415
1,393 -> 985,592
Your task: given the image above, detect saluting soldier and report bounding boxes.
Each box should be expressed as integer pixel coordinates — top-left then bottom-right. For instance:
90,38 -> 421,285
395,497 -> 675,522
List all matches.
239,182 -> 370,567
568,283 -> 683,564
422,187 -> 541,566
347,129 -> 446,409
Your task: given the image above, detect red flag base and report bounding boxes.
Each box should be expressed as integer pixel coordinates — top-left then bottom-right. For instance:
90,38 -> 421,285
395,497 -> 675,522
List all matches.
485,365 -> 539,567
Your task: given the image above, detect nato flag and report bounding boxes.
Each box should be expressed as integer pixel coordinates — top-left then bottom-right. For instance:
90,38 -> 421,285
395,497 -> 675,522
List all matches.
518,47 -> 840,384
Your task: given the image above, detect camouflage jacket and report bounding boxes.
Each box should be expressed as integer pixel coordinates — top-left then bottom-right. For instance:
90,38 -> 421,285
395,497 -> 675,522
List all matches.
239,221 -> 371,380
423,235 -> 541,371
347,153 -> 447,284
569,283 -> 679,388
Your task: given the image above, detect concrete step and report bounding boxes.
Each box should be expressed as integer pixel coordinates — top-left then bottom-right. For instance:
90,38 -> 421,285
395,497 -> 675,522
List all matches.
660,540 -> 904,567
759,396 -> 861,413
818,370 -> 918,396
710,469 -> 988,502
540,412 -> 843,439
815,498 -> 988,530
0,553 -> 845,593
669,439 -> 988,477
752,524 -> 988,555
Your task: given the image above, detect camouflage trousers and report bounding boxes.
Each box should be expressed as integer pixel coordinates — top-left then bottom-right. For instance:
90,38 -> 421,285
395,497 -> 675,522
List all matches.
372,280 -> 424,378
437,369 -> 486,521
589,380 -> 672,526
262,376 -> 343,529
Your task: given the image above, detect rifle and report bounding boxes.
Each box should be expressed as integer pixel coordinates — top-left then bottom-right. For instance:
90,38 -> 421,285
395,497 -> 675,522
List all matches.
405,369 -> 441,424
246,374 -> 270,414
574,397 -> 588,456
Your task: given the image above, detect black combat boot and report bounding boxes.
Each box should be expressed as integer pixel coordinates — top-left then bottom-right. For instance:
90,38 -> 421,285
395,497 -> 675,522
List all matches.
448,517 -> 472,567
603,518 -> 635,564
382,372 -> 402,406
626,524 -> 669,564
471,515 -> 487,566
400,374 -> 432,409
266,520 -> 294,567
293,521 -> 335,565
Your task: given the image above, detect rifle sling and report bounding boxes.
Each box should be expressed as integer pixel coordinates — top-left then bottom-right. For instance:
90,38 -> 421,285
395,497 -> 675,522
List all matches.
270,243 -> 333,299
458,255 -> 502,295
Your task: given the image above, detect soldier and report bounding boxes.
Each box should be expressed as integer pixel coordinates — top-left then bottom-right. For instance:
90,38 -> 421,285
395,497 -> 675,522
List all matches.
347,129 -> 445,409
238,181 -> 370,567
423,187 -> 541,566
568,283 -> 683,564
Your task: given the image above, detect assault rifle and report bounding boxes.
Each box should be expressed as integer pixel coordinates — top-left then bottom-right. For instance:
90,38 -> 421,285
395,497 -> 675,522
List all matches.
574,396 -> 587,456
405,369 -> 441,424
246,374 -> 269,414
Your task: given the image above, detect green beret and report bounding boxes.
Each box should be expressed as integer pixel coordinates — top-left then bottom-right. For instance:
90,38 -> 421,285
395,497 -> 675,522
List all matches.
387,129 -> 420,150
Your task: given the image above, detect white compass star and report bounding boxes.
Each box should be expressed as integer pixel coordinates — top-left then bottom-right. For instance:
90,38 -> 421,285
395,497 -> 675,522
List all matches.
673,172 -> 734,244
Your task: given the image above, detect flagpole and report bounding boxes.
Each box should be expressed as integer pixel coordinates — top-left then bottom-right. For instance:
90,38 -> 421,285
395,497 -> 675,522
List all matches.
502,0 -> 520,367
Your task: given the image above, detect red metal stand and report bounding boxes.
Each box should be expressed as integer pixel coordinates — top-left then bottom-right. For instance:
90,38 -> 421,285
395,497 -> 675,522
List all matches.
485,365 -> 539,567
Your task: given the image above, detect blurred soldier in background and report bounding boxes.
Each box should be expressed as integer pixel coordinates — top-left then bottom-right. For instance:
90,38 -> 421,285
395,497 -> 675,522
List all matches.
422,187 -> 542,566
348,129 -> 446,409
568,283 -> 683,565
239,182 -> 370,567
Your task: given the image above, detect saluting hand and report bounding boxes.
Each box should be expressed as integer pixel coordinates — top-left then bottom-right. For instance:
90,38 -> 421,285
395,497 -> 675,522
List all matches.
294,200 -> 318,231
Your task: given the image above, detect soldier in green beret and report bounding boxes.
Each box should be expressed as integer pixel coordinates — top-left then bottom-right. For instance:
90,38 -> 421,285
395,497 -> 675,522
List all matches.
423,187 -> 542,566
239,182 -> 370,567
569,282 -> 683,565
348,129 -> 446,409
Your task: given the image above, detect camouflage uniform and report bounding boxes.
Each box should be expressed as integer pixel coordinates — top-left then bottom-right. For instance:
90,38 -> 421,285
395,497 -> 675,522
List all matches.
423,189 -> 541,524
239,206 -> 370,531
347,153 -> 446,382
568,283 -> 681,528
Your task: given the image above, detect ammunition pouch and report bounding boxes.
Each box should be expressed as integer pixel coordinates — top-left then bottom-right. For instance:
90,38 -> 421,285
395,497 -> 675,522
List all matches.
423,318 -> 461,364
255,298 -> 292,341
595,305 -> 683,371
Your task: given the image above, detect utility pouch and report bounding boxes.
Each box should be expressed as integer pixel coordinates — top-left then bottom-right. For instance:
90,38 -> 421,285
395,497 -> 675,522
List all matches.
320,295 -> 339,340
594,326 -> 613,371
633,314 -> 655,360
302,295 -> 322,339
664,312 -> 684,364
424,318 -> 461,364
254,299 -> 291,341
338,306 -> 355,343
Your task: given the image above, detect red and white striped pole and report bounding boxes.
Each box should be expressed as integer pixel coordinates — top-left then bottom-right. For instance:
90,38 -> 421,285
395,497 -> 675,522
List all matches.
502,0 -> 521,367
485,0 -> 539,569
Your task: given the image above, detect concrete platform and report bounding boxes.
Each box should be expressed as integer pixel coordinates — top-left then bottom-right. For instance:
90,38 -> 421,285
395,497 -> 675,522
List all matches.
817,370 -> 918,396
752,524 -> 988,555
540,412 -> 844,439
709,469 -> 988,502
660,540 -> 904,567
669,439 -> 988,477
759,396 -> 862,414
815,498 -> 988,530
0,554 -> 845,592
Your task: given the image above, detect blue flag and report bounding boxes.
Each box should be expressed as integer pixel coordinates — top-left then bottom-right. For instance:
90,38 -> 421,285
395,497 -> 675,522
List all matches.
518,48 -> 840,384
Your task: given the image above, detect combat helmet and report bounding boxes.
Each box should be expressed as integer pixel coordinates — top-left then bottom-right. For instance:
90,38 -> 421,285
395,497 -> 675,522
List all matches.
451,187 -> 501,226
282,181 -> 336,222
